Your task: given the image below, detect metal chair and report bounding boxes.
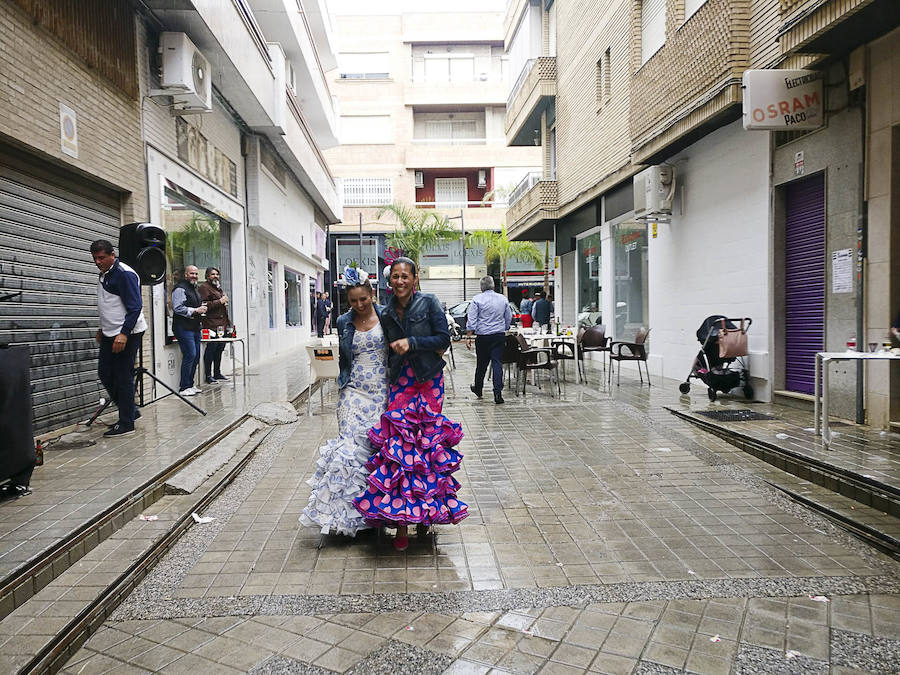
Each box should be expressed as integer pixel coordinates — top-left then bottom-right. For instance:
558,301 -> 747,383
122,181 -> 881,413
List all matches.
514,333 -> 561,398
608,327 -> 651,387
551,337 -> 577,381
578,324 -> 610,383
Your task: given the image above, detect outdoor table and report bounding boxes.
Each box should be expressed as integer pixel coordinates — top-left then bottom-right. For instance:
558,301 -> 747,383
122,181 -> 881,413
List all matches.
524,332 -> 581,383
305,340 -> 339,416
814,350 -> 900,447
199,337 -> 248,386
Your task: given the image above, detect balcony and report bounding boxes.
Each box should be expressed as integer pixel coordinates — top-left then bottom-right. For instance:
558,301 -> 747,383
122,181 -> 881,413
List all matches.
415,202 -> 508,231
405,77 -> 508,107
405,141 -> 540,169
506,172 -> 557,241
505,57 -> 556,146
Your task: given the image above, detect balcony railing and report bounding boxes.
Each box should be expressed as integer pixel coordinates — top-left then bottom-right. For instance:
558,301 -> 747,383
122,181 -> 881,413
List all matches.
507,58 -> 535,108
411,138 -> 489,146
415,200 -> 505,209
508,171 -> 542,207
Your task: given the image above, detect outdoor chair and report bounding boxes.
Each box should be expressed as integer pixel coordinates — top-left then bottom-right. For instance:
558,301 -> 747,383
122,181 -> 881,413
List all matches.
608,327 -> 651,387
578,324 -> 610,383
514,334 -> 561,398
551,337 -> 576,382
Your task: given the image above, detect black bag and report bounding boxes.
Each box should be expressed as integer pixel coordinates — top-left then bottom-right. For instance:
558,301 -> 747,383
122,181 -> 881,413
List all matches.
0,345 -> 36,487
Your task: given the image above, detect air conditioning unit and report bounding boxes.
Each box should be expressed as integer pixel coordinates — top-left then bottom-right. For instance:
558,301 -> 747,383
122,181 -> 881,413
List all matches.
158,32 -> 212,113
414,170 -> 425,188
633,165 -> 675,221
477,169 -> 487,188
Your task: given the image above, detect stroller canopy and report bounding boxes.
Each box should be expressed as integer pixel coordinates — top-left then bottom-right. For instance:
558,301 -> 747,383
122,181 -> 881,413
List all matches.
696,315 -> 737,343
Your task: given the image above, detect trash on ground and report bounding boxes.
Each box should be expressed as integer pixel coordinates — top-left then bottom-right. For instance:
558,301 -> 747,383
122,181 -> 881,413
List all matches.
655,447 -> 672,452
710,635 -> 721,643
687,569 -> 696,575
191,512 -> 214,524
775,433 -> 789,440
809,595 -> 829,603
786,650 -> 801,659
404,625 -> 415,631
138,514 -> 158,521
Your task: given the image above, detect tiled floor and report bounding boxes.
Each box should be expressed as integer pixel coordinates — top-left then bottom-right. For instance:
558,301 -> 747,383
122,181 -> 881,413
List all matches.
53,350 -> 900,673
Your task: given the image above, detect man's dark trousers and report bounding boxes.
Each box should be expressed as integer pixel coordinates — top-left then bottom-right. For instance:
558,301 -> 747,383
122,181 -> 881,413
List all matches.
474,333 -> 505,397
98,332 -> 143,427
316,316 -> 326,338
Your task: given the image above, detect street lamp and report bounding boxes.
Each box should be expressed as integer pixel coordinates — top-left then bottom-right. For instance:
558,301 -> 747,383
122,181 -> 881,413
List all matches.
447,209 -> 466,300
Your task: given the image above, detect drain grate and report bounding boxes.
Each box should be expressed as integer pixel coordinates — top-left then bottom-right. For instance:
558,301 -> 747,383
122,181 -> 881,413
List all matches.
695,409 -> 776,422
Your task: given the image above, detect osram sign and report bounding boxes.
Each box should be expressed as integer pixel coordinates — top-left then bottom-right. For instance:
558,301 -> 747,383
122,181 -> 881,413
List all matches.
742,69 -> 824,130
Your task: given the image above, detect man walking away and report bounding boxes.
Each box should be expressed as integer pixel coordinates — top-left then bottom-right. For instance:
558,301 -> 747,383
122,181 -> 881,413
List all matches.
532,291 -> 552,334
90,239 -> 147,437
315,292 -> 327,338
172,265 -> 207,396
466,276 -> 512,404
198,266 -> 230,384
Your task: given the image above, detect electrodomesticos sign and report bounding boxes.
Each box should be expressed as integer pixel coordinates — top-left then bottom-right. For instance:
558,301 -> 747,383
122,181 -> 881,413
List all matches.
742,69 -> 824,130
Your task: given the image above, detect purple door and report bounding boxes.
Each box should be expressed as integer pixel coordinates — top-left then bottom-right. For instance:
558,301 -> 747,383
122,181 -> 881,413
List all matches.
784,174 -> 825,394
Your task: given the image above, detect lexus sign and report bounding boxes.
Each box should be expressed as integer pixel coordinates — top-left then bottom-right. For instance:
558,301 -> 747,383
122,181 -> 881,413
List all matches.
742,69 -> 824,130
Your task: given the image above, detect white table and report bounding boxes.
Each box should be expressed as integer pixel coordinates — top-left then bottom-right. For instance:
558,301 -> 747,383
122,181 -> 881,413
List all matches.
814,350 -> 900,446
524,333 -> 581,383
199,337 -> 247,385
305,342 -> 339,416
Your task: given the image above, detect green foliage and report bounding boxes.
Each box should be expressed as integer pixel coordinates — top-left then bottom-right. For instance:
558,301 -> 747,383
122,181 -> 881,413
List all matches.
466,224 -> 543,297
378,203 -> 460,269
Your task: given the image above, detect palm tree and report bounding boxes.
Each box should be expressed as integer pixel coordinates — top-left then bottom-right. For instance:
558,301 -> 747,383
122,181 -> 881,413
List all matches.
377,203 -> 460,275
466,224 -> 543,298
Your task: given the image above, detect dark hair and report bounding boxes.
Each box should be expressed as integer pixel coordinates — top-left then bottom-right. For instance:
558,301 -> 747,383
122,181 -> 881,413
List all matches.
389,256 -> 417,276
347,283 -> 373,296
205,266 -> 220,279
89,239 -> 114,255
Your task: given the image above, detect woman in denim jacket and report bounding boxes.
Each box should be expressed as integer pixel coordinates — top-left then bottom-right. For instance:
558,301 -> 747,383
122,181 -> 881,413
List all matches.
354,257 -> 468,551
300,269 -> 388,537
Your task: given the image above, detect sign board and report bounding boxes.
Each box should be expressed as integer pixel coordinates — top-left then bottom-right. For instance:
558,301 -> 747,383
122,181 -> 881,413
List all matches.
59,103 -> 78,158
419,265 -> 487,280
742,69 -> 824,130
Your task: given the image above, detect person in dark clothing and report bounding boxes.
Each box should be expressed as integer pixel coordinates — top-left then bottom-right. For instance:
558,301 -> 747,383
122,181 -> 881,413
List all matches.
91,239 -> 147,437
316,292 -> 327,337
198,266 -> 230,384
531,291 -> 553,333
172,265 -> 208,395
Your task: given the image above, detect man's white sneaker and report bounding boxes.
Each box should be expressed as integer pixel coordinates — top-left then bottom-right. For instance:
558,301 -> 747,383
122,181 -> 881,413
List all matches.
191,386 -> 203,394
179,388 -> 197,397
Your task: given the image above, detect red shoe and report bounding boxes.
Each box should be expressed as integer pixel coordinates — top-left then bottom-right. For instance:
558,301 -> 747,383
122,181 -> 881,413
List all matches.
393,535 -> 409,551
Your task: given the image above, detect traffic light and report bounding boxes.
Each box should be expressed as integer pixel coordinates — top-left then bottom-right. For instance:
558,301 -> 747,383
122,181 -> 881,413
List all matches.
118,223 -> 166,285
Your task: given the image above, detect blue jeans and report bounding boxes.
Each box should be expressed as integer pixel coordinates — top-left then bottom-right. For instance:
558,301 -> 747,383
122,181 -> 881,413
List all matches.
173,325 -> 201,391
98,332 -> 143,426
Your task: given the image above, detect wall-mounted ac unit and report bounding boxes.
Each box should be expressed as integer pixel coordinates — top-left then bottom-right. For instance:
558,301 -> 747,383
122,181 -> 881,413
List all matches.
414,170 -> 425,188
157,32 -> 212,113
633,165 -> 675,221
477,169 -> 487,188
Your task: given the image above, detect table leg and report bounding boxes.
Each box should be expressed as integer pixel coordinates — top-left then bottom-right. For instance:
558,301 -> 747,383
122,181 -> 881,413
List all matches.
823,358 -> 831,448
230,342 -> 236,387
814,353 -> 820,435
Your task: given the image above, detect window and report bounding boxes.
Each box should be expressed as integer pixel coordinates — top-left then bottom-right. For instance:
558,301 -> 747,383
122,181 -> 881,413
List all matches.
338,52 -> 389,79
596,49 -> 612,109
684,0 -> 708,20
603,48 -> 611,101
613,222 -> 648,340
342,178 -> 393,206
425,119 -> 479,144
284,268 -> 302,327
340,115 -> 392,144
548,126 -> 557,180
577,233 -> 601,319
162,188 -> 232,343
434,177 -> 468,208
641,0 -> 666,64
267,260 -> 276,329
424,54 -> 475,83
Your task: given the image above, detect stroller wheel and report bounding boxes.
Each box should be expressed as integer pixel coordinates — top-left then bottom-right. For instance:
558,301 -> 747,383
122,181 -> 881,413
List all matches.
678,382 -> 691,394
743,385 -> 754,400
707,387 -> 717,402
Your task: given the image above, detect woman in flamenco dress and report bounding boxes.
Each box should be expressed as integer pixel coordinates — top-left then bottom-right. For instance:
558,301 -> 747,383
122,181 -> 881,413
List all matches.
299,268 -> 388,537
354,257 -> 468,550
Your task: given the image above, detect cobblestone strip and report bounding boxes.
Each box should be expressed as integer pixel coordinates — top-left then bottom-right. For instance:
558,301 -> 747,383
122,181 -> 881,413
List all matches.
610,398 -> 900,577
112,574 -> 897,622
345,640 -> 453,675
732,643 -> 828,674
830,628 -> 900,674
112,421 -> 301,619
248,654 -> 332,674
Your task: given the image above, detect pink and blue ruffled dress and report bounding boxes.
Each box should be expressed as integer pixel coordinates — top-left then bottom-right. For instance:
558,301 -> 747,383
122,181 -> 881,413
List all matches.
354,364 -> 468,526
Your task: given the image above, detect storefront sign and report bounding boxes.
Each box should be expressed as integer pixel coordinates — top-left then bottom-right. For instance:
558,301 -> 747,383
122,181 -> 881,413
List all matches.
336,238 -> 379,272
794,151 -> 805,176
742,70 -> 823,130
59,103 -> 78,158
176,117 -> 238,197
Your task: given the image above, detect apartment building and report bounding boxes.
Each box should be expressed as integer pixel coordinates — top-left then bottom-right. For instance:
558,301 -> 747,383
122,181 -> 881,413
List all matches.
325,0 -> 542,305
136,0 -> 341,394
504,0 -> 900,428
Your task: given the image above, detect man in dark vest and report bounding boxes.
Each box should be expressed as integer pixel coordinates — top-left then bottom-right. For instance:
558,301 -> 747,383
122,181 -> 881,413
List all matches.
171,265 -> 208,395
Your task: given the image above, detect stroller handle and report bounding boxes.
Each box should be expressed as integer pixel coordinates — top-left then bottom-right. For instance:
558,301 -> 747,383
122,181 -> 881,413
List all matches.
720,317 -> 752,332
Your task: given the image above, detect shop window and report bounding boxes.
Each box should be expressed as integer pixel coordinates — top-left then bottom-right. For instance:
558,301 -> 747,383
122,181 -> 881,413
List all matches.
613,222 -> 648,340
267,260 -> 276,329
162,188 -> 232,342
577,232 -> 602,326
285,268 -> 303,327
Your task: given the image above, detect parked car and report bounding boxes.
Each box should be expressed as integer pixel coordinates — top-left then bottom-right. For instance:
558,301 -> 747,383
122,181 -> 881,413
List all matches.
448,300 -> 521,336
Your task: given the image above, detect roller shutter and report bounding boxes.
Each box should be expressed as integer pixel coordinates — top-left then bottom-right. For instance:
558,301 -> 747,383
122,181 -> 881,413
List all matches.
784,174 -> 825,395
0,144 -> 122,434
419,278 -> 483,307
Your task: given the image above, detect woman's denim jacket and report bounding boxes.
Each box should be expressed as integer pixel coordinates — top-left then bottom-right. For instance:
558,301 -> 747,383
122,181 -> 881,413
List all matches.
336,304 -> 385,389
380,292 -> 450,384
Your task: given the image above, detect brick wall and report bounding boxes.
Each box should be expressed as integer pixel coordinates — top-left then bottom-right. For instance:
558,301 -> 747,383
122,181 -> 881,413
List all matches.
0,1 -> 145,221
629,0 -> 751,158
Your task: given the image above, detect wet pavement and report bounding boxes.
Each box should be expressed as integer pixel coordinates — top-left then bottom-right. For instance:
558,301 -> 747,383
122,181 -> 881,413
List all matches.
46,351 -> 900,673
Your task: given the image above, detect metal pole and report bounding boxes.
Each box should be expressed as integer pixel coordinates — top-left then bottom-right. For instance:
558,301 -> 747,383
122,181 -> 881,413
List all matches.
460,209 -> 466,300
358,212 -> 363,267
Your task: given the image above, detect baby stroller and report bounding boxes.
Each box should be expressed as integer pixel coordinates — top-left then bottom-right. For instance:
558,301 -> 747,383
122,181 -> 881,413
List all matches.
678,315 -> 753,401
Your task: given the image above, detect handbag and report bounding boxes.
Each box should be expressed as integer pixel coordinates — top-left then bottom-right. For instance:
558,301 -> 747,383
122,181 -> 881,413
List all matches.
719,319 -> 748,359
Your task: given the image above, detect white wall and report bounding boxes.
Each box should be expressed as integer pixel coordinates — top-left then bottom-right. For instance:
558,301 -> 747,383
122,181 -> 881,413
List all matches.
648,120 -> 771,397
